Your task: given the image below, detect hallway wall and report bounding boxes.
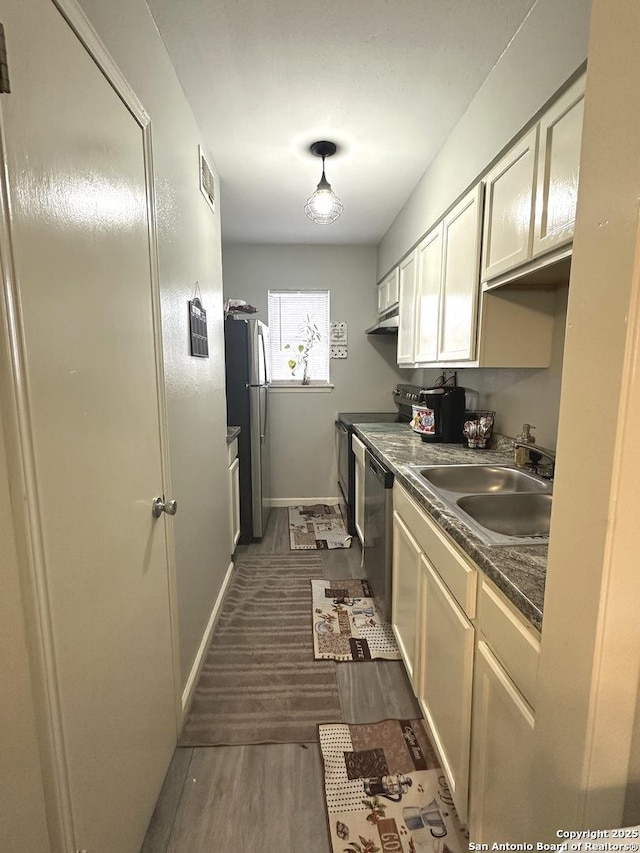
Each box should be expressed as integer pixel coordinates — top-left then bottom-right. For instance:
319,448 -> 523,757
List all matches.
77,0 -> 230,688
377,0 -> 592,279
414,285 -> 569,450
222,244 -> 408,501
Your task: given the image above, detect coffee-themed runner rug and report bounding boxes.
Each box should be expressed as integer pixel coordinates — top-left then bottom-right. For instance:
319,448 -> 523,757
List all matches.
311,578 -> 401,661
289,504 -> 352,550
319,718 -> 467,853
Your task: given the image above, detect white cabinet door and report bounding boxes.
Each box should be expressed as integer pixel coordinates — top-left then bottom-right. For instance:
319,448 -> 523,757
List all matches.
481,127 -> 538,282
533,75 -> 585,258
438,185 -> 483,362
377,267 -> 400,315
417,558 -> 474,823
355,459 -> 365,544
397,250 -> 418,365
387,267 -> 400,308
352,435 -> 366,545
468,640 -> 536,843
391,511 -> 422,686
414,223 -> 443,363
229,456 -> 240,554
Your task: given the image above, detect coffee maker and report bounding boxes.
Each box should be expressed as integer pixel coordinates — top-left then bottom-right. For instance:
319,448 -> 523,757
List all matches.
393,382 -> 467,443
414,385 -> 466,443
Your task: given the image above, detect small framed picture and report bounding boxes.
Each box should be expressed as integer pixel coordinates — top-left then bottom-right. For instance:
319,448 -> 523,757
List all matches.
189,297 -> 209,358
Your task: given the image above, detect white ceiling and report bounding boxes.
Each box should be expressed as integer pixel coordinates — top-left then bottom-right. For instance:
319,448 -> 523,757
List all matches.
146,0 -> 537,245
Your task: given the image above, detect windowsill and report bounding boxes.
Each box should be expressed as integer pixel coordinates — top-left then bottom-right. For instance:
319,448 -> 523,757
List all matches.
268,383 -> 334,393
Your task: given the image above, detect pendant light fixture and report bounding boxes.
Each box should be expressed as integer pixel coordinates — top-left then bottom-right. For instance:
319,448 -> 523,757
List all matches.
304,140 -> 343,225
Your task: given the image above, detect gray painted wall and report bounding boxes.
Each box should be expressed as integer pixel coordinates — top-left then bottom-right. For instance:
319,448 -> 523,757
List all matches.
78,0 -> 231,687
222,244 -> 408,500
376,0 -> 591,452
377,0 -> 592,280
414,286 -> 568,450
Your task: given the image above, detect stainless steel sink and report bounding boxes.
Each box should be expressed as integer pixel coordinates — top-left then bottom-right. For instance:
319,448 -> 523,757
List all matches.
456,493 -> 552,537
416,464 -> 552,495
405,463 -> 552,547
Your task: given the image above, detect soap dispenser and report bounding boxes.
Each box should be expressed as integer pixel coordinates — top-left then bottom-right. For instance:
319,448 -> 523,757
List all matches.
514,424 -> 535,467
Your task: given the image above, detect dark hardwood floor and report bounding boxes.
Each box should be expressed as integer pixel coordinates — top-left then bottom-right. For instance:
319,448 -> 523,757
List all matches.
141,508 -> 419,853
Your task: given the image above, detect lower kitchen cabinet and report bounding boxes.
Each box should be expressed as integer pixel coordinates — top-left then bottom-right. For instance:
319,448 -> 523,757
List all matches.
468,577 -> 540,841
467,639 -> 536,842
393,482 -> 477,821
228,438 -> 240,555
417,556 -> 475,824
391,510 -> 422,687
392,481 -> 541,833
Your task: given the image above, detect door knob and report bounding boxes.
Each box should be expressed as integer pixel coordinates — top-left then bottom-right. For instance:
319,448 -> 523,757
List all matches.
152,496 -> 178,518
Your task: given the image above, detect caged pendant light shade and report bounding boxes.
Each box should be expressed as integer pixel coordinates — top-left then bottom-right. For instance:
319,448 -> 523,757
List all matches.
304,141 -> 343,225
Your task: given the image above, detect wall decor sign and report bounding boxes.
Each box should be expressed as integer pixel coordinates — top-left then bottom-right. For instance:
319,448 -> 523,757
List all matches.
189,295 -> 209,358
330,321 -> 347,359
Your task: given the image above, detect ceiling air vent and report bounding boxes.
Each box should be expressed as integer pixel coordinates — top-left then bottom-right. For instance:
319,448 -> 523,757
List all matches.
199,145 -> 216,214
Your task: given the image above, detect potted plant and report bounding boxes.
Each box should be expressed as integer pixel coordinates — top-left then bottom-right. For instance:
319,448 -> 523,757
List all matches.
284,314 -> 321,385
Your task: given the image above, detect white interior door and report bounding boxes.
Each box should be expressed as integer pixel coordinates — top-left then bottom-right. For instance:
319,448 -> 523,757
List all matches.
1,2 -> 177,851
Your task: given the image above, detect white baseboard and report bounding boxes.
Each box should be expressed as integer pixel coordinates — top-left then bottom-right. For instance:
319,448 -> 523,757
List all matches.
181,560 -> 235,721
268,497 -> 342,507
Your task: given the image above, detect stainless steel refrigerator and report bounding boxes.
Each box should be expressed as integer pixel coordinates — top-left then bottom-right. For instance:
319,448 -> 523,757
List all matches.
224,317 -> 271,540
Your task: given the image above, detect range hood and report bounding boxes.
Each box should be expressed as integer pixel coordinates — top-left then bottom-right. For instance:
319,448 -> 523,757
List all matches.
366,308 -> 399,335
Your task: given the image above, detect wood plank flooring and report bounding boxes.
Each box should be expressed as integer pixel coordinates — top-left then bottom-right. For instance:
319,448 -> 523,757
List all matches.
141,508 -> 418,853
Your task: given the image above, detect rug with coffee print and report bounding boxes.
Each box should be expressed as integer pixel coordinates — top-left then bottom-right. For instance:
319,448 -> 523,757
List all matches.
311,578 -> 401,661
319,718 -> 467,853
289,504 -> 352,550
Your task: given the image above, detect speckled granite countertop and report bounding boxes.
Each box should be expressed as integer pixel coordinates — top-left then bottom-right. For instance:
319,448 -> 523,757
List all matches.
354,423 -> 546,631
226,426 -> 241,444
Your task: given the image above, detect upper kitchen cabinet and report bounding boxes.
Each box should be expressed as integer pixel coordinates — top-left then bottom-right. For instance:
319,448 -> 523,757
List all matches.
411,185 -> 483,366
481,74 -> 585,287
481,127 -> 538,282
532,75 -> 585,258
397,249 -> 419,364
377,267 -> 400,315
438,184 -> 483,362
414,223 -> 443,363
398,181 -> 553,369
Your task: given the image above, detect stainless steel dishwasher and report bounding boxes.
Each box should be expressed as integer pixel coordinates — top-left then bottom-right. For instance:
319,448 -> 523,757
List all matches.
363,449 -> 394,621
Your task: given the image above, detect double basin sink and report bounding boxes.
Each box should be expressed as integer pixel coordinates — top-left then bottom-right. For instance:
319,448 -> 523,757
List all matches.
407,464 -> 552,547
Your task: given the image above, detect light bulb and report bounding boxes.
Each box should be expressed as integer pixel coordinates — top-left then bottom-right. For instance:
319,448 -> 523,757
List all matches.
304,180 -> 343,225
303,142 -> 344,225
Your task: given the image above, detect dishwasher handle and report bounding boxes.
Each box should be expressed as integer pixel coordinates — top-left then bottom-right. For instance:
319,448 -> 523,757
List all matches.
366,450 -> 394,488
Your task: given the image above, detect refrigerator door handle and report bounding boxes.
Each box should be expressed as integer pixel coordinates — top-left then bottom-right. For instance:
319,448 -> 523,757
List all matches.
261,385 -> 268,443
259,322 -> 270,385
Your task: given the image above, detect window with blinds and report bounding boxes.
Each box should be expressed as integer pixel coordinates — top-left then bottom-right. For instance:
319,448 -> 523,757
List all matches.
267,290 -> 330,384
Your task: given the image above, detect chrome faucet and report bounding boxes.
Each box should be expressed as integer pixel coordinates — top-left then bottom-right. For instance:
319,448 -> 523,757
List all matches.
513,441 -> 556,480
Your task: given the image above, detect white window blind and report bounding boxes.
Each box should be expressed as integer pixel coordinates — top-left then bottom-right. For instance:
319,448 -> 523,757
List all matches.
268,290 -> 330,384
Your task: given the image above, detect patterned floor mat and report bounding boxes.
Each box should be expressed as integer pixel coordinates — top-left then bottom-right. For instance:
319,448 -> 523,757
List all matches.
289,504 -> 352,550
319,718 -> 467,853
311,578 -> 401,661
